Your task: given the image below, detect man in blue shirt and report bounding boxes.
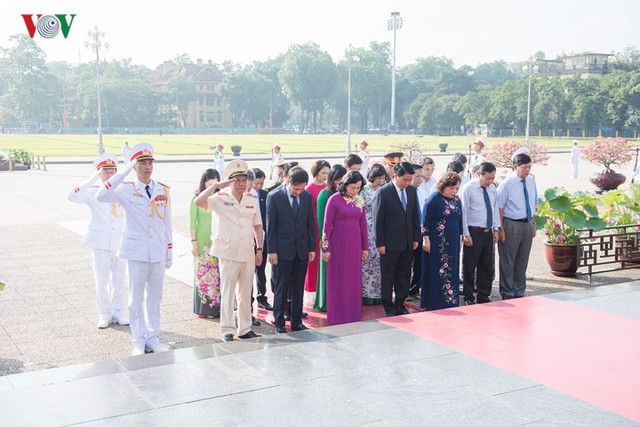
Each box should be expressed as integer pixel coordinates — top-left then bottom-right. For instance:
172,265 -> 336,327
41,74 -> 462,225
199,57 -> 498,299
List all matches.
496,153 -> 538,299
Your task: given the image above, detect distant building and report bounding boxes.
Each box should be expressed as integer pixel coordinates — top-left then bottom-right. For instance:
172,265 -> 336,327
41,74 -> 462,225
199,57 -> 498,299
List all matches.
537,53 -> 614,79
150,59 -> 231,128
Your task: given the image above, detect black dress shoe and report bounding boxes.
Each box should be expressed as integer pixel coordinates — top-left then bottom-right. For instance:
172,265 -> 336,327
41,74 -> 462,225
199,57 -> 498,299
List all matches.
275,327 -> 287,334
291,324 -> 308,331
258,301 -> 273,311
464,299 -> 476,306
477,297 -> 492,304
252,316 -> 260,326
397,308 -> 409,315
238,331 -> 261,339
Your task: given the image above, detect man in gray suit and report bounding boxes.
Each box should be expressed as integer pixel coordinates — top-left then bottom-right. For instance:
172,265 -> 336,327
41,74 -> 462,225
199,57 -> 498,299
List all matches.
267,167 -> 316,333
497,153 -> 538,299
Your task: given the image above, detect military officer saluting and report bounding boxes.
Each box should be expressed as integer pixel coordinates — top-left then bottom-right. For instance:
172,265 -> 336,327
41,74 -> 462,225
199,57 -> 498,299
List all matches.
67,153 -> 128,329
96,143 -> 173,356
195,159 -> 264,342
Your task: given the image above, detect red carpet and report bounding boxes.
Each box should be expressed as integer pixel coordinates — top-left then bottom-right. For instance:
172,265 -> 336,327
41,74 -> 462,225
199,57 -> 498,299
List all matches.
379,297 -> 640,422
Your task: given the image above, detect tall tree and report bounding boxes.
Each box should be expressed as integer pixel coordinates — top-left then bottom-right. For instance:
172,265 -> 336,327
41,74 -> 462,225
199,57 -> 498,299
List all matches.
279,43 -> 337,130
0,34 -> 61,126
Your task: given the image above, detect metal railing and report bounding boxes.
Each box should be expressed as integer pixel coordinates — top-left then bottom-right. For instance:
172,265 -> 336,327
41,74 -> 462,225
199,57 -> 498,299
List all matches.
579,224 -> 640,281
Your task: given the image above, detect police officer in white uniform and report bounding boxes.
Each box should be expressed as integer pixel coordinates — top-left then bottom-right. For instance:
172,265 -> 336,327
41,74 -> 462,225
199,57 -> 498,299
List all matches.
570,140 -> 581,179
96,143 -> 173,356
195,159 -> 264,342
67,153 -> 128,328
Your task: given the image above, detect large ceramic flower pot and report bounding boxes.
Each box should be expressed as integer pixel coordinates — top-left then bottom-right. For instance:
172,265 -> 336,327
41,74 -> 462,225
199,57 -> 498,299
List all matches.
544,243 -> 579,277
589,172 -> 626,194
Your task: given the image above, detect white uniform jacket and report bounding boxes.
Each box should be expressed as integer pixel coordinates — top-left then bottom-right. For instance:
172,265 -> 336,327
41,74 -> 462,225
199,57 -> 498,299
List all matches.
207,191 -> 262,263
96,165 -> 173,264
67,176 -> 124,252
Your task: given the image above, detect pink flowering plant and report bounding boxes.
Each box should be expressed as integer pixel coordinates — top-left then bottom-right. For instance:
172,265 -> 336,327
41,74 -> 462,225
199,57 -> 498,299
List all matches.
581,137 -> 633,174
600,183 -> 640,230
484,140 -> 550,168
534,187 -> 606,245
390,141 -> 424,164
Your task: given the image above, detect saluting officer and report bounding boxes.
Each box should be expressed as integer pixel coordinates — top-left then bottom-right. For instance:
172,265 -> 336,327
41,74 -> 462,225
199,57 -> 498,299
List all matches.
96,143 -> 173,356
195,159 -> 264,342
67,153 -> 128,329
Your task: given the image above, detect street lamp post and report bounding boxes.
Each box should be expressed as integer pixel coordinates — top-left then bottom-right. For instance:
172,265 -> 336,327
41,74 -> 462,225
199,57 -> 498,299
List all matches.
346,49 -> 360,155
85,26 -> 108,154
523,59 -> 538,143
388,11 -> 403,133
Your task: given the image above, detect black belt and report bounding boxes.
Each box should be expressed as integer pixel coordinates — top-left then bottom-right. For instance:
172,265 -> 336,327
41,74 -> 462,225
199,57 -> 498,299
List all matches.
469,226 -> 491,233
505,217 -> 529,223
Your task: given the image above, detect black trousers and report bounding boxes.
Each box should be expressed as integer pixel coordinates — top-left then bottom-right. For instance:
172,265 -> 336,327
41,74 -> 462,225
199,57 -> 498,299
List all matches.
253,250 -> 268,305
462,227 -> 495,301
273,256 -> 308,329
380,248 -> 413,315
409,246 -> 422,295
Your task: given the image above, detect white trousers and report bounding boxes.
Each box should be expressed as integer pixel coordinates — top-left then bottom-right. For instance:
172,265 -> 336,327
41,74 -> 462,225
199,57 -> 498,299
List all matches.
571,160 -> 579,178
219,259 -> 254,336
127,260 -> 165,347
91,248 -> 127,317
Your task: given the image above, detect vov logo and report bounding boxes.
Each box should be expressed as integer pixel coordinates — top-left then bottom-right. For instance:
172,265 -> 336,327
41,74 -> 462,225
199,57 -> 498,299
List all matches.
21,14 -> 77,39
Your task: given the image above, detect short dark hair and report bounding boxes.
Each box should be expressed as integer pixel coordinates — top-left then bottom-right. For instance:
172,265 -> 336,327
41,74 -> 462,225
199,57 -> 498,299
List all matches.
393,161 -> 415,177
513,154 -> 532,166
422,156 -> 435,166
196,168 -> 220,195
367,163 -> 386,183
436,171 -> 462,193
288,166 -> 309,186
478,162 -> 496,175
446,161 -> 464,174
283,161 -> 299,176
310,159 -> 331,177
453,153 -> 467,165
337,170 -> 366,195
246,169 -> 256,182
327,164 -> 347,195
344,154 -> 363,168
252,168 -> 266,180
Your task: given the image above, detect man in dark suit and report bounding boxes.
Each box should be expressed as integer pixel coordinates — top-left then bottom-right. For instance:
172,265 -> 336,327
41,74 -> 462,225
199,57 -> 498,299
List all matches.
373,161 -> 421,316
252,168 -> 272,310
266,167 -> 316,333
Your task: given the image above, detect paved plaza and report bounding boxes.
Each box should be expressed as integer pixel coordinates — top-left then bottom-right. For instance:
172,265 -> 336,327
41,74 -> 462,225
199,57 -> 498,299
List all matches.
0,149 -> 639,425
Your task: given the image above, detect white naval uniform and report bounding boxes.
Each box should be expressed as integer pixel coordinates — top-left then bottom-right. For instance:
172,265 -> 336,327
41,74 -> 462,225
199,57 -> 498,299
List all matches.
206,191 -> 262,337
67,175 -> 126,318
570,145 -> 581,178
359,149 -> 370,178
215,150 -> 225,178
271,152 -> 284,181
96,163 -> 173,348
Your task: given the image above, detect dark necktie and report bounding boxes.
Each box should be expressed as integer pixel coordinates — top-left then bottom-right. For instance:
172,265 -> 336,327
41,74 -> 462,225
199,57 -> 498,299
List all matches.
482,186 -> 492,229
522,179 -> 531,221
292,195 -> 299,217
145,184 -> 151,199
400,188 -> 407,211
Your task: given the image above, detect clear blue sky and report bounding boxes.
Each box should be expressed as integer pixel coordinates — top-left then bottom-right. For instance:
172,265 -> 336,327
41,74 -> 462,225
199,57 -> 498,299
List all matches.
3,0 -> 639,68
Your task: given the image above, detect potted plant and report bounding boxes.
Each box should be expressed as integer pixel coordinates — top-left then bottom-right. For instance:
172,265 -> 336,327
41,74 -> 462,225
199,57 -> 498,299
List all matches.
535,187 -> 606,276
438,143 -> 448,152
230,145 -> 242,157
581,137 -> 633,193
600,183 -> 640,263
484,140 -> 550,185
8,148 -> 32,169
